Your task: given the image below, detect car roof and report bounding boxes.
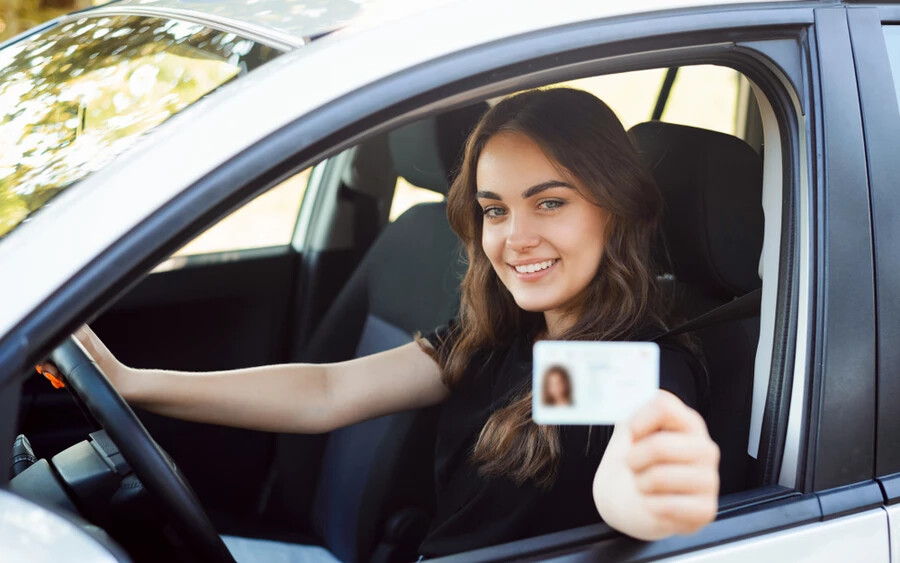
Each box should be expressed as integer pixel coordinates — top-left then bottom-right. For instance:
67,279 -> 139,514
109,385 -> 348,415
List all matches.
84,0 -> 794,48
85,0 -> 463,48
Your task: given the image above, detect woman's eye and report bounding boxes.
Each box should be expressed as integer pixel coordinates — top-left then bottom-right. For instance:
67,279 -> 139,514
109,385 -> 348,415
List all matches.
539,199 -> 565,211
482,206 -> 506,219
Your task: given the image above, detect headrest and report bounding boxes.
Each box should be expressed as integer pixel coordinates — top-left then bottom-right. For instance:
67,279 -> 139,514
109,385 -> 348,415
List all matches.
389,102 -> 489,195
628,121 -> 764,298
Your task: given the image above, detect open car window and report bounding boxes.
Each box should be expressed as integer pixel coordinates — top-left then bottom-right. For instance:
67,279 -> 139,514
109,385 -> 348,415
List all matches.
0,14 -> 283,241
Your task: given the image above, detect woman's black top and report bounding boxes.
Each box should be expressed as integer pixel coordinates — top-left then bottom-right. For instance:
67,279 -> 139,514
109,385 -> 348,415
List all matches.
417,321 -> 705,557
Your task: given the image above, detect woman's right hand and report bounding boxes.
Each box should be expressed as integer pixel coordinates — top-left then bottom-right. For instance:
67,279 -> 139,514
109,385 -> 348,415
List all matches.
37,325 -> 132,397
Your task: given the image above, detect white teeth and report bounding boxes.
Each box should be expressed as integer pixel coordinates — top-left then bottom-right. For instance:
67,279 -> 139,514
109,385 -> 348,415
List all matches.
514,260 -> 556,274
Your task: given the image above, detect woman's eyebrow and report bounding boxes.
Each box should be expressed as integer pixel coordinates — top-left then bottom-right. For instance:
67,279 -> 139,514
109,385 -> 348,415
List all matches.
475,190 -> 501,200
475,181 -> 575,201
522,180 -> 576,199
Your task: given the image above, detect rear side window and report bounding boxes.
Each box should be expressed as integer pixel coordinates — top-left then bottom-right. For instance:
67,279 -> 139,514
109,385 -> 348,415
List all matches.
0,15 -> 282,240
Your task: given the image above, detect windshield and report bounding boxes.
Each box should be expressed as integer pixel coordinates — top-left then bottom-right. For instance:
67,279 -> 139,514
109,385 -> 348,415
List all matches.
0,15 -> 283,240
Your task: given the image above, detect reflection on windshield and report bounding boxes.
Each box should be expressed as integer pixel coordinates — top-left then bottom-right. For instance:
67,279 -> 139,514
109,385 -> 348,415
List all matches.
0,15 -> 281,239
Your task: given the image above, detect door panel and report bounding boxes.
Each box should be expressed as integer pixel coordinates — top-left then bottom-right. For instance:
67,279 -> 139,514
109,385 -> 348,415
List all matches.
94,250 -> 299,521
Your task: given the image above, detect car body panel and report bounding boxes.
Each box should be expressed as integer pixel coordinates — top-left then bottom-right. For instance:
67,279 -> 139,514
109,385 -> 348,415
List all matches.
88,0 -> 799,48
887,504 -> 900,562
667,509 -> 889,563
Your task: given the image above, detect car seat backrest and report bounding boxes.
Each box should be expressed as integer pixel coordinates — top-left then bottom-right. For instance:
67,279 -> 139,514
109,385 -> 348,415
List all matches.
629,121 -> 764,494
283,104 -> 488,562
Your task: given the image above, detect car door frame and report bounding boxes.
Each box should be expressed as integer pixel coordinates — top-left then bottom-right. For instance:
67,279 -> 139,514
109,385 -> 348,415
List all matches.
0,1 -> 881,560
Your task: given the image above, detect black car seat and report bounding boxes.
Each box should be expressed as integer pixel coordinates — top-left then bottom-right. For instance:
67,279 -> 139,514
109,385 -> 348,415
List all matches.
628,121 -> 764,495
266,103 -> 488,563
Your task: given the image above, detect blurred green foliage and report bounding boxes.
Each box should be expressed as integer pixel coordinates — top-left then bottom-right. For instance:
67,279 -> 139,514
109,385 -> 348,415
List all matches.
0,14 -> 279,239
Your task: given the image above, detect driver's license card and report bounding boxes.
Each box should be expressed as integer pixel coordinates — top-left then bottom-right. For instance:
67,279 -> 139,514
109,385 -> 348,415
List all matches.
532,341 -> 659,425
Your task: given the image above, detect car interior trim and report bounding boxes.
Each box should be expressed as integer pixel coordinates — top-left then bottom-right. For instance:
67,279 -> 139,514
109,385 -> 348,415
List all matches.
291,161 -> 329,251
152,245 -> 293,273
745,77 -> 786,463
741,54 -> 802,488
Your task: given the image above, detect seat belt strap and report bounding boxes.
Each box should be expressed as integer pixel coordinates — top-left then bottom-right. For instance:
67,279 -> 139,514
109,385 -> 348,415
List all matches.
660,287 -> 762,338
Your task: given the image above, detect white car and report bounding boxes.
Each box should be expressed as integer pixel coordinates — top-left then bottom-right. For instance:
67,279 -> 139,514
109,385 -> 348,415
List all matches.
2,0 -> 899,561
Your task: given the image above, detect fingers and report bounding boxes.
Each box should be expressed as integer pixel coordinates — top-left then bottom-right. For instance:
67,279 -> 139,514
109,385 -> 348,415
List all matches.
71,324 -> 111,364
36,324 -> 105,377
629,390 -> 708,442
642,494 -> 719,535
634,463 -> 719,495
627,431 -> 720,474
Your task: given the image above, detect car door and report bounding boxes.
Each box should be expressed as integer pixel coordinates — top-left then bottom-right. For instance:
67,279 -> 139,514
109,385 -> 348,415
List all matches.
845,3 -> 900,561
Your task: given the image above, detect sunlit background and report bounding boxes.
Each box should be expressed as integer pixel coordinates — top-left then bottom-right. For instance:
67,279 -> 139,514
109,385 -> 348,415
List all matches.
0,0 -> 111,42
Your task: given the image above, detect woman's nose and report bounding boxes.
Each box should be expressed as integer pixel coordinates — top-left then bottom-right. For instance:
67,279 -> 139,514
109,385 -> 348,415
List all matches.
505,215 -> 540,251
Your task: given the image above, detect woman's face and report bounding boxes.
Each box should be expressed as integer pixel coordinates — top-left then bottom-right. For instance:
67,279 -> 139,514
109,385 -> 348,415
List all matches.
544,370 -> 572,405
477,132 -> 610,319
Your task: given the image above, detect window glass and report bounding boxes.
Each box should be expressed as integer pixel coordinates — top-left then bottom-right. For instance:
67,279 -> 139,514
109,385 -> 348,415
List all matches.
883,26 -> 900,110
151,168 -> 310,271
0,15 -> 282,240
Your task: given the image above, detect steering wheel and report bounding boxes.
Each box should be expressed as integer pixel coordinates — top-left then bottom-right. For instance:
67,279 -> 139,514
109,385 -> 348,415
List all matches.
50,336 -> 235,563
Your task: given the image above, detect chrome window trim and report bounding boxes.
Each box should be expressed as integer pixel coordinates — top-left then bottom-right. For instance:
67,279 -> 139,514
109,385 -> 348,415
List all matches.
64,7 -> 303,51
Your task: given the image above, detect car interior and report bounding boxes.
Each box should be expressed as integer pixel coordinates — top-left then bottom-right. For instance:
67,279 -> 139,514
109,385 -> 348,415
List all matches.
11,63 -> 773,562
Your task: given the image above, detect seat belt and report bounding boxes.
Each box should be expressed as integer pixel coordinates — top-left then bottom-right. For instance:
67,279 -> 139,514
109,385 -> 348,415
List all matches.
660,287 -> 762,338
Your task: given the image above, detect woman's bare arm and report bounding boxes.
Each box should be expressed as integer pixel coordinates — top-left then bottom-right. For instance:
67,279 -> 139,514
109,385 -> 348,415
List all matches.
42,326 -> 449,434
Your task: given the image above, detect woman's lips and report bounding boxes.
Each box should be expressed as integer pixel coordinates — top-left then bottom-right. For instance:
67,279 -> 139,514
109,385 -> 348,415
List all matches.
510,259 -> 559,281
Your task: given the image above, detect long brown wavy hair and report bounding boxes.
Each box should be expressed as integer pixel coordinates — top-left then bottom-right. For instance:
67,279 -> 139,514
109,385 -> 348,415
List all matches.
426,87 -> 667,489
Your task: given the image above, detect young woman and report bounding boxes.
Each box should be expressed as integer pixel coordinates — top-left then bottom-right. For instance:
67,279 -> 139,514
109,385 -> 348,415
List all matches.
541,365 -> 574,406
44,88 -> 720,557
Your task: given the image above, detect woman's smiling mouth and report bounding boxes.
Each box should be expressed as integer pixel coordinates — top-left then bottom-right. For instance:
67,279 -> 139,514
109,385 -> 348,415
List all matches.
510,259 -> 559,280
